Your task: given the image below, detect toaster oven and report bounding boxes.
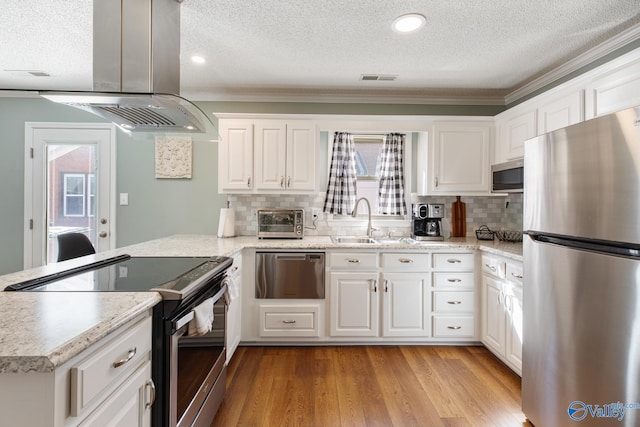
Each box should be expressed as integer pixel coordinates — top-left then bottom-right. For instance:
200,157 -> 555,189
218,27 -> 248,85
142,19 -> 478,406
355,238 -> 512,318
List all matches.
257,209 -> 304,239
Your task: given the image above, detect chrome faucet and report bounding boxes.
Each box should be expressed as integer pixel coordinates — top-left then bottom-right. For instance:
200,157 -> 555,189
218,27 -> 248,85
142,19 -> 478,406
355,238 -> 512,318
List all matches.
353,197 -> 374,237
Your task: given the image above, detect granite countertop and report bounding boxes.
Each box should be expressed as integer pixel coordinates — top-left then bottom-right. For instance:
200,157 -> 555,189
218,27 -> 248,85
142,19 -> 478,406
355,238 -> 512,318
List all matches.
0,234 -> 521,374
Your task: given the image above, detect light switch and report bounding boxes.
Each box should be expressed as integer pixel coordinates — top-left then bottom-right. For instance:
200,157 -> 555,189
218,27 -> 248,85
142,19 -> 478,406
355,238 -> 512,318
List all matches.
119,193 -> 129,205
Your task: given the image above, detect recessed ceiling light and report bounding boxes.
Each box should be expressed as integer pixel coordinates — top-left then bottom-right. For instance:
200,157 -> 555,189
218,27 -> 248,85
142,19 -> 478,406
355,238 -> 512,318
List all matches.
191,55 -> 206,64
392,13 -> 426,33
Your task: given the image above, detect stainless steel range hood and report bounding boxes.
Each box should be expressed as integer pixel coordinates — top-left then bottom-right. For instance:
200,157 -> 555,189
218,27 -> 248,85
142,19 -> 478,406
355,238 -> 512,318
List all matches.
40,0 -> 214,134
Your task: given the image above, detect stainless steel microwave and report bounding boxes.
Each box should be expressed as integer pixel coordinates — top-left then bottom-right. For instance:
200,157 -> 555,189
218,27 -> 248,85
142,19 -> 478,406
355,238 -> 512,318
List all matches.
492,159 -> 524,193
257,209 -> 304,239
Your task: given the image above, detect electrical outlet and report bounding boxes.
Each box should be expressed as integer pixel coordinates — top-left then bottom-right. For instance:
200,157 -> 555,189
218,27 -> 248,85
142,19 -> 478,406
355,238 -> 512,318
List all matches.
311,208 -> 323,221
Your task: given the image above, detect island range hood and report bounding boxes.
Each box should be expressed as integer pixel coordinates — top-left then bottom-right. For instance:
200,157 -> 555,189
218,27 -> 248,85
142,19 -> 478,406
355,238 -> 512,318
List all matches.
40,0 -> 213,134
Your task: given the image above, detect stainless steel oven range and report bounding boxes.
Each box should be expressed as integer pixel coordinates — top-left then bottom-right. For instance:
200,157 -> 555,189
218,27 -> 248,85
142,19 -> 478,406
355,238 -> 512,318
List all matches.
5,254 -> 233,427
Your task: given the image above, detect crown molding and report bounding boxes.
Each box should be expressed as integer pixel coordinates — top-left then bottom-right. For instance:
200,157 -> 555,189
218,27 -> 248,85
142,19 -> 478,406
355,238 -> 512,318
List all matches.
505,23 -> 640,105
183,87 -> 506,106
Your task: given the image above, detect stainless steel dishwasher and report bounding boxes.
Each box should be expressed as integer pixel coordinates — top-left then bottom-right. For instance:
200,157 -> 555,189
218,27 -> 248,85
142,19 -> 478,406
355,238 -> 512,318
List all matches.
255,252 -> 325,298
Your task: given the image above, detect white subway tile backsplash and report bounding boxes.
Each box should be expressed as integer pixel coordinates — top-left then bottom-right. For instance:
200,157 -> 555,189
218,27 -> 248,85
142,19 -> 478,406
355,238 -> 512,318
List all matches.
227,193 -> 523,237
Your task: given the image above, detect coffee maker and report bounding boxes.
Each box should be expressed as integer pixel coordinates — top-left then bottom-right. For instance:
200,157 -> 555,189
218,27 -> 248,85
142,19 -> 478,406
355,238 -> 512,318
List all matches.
411,203 -> 444,241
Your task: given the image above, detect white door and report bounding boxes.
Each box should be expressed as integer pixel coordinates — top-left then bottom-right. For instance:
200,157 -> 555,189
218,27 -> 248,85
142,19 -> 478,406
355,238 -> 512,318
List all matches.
24,123 -> 116,268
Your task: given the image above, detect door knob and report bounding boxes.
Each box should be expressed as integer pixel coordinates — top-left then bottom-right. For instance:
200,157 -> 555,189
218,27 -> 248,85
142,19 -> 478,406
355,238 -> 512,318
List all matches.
99,231 -> 108,238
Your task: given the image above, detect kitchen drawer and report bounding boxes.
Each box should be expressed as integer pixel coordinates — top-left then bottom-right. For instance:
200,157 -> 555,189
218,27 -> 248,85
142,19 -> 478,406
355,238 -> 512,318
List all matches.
433,291 -> 475,313
482,255 -> 506,278
380,253 -> 430,271
433,253 -> 475,271
259,304 -> 320,337
506,262 -> 523,285
70,315 -> 152,417
433,272 -> 475,289
432,316 -> 475,338
328,251 -> 377,270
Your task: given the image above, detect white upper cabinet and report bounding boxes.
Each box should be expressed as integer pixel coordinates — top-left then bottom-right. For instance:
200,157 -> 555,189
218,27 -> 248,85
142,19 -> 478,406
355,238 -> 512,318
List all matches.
286,123 -> 317,191
495,110 -> 536,162
255,121 -> 288,190
537,91 -> 583,134
585,55 -> 640,119
218,120 -> 254,192
495,90 -> 583,163
218,119 -> 317,194
418,122 -> 492,195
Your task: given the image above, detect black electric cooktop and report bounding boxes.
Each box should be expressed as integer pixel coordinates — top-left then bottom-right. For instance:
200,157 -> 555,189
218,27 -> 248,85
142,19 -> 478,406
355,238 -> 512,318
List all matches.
4,255 -> 233,298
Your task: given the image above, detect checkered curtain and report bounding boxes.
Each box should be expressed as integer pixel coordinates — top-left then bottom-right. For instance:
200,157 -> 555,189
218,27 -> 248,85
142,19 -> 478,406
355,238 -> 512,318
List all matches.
378,133 -> 407,215
323,132 -> 357,215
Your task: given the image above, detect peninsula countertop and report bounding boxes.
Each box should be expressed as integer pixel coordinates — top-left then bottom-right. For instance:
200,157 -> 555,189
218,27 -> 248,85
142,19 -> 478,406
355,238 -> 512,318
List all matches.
0,234 -> 522,374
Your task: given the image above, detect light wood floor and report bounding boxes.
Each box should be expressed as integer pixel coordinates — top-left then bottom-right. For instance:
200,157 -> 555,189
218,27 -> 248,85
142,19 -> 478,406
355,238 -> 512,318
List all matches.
212,345 -> 532,427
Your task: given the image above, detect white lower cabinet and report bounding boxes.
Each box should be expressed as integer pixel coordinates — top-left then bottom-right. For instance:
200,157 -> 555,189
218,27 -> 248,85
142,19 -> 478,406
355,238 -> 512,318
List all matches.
259,304 -> 320,337
328,250 -> 475,341
330,271 -> 379,336
481,254 -> 523,375
226,252 -> 243,363
381,272 -> 430,337
0,312 -> 154,427
431,252 -> 476,339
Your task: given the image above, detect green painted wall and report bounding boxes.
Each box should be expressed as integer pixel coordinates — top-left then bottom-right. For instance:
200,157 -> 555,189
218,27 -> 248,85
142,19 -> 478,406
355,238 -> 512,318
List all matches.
0,97 -> 494,275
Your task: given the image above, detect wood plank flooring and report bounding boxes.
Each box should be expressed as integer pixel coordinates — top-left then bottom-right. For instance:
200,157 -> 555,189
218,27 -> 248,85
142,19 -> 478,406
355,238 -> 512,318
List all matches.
211,345 -> 531,427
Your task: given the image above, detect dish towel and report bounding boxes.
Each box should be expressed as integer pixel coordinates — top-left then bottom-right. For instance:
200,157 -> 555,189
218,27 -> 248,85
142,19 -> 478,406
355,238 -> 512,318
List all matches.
188,297 -> 214,336
223,277 -> 237,305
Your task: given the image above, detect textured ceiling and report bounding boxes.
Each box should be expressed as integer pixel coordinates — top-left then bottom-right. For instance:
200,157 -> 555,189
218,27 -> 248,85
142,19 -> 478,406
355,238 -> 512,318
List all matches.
1,0 -> 639,103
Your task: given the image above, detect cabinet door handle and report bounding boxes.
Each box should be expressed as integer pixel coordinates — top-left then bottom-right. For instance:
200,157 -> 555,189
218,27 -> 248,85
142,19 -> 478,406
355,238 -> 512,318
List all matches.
435,176 -> 439,187
511,272 -> 523,279
447,301 -> 462,305
447,326 -> 462,330
347,258 -> 360,264
145,379 -> 156,409
287,176 -> 291,187
280,176 -> 285,187
384,280 -> 389,293
369,279 -> 377,293
398,258 -> 414,264
485,263 -> 497,272
498,290 -> 504,306
282,320 -> 296,324
447,278 -> 462,283
447,259 -> 462,264
247,177 -> 251,187
113,348 -> 137,368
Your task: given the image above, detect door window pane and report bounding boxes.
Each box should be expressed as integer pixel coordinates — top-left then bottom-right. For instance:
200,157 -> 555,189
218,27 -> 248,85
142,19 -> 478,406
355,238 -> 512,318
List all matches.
64,174 -> 85,217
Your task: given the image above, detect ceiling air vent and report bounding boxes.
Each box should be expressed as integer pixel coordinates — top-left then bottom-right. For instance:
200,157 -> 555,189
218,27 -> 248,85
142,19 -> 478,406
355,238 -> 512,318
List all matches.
360,74 -> 397,81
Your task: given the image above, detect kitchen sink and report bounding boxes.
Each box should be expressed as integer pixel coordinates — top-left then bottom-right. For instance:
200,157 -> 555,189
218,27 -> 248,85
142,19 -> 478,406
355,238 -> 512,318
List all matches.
330,236 -> 376,244
330,236 -> 410,245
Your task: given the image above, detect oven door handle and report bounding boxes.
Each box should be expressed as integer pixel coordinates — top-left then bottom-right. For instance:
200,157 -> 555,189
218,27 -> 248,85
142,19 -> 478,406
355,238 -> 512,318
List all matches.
175,311 -> 194,330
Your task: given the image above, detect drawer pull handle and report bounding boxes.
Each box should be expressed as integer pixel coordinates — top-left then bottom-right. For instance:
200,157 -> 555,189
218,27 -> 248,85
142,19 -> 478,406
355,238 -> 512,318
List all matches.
347,258 -> 360,264
447,259 -> 462,264
113,348 -> 137,368
511,273 -> 523,279
447,326 -> 462,330
485,263 -> 497,272
399,258 -> 414,264
447,278 -> 462,283
145,379 -> 156,409
447,301 -> 462,305
282,320 -> 296,324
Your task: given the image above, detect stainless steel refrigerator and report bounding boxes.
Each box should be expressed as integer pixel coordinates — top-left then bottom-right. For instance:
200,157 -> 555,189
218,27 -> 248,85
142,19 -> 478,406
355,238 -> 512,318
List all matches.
523,106 -> 640,426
